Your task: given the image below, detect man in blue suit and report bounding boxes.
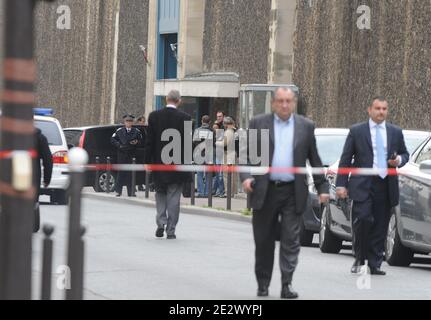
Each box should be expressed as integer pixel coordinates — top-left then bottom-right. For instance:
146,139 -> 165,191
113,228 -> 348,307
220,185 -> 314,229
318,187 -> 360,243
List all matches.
336,97 -> 409,275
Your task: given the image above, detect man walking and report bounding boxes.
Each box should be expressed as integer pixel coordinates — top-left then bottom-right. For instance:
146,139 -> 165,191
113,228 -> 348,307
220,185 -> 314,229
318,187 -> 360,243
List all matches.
145,90 -> 192,240
111,114 -> 143,197
241,87 -> 329,299
336,96 -> 409,275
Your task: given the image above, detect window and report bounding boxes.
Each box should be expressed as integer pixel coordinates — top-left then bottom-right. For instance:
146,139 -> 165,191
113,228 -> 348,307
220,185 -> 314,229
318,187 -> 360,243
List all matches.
416,139 -> 431,164
157,0 -> 180,80
35,120 -> 63,146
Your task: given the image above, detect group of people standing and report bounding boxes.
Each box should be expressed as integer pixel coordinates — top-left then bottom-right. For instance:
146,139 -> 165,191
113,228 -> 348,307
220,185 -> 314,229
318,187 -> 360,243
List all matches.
193,111 -> 239,198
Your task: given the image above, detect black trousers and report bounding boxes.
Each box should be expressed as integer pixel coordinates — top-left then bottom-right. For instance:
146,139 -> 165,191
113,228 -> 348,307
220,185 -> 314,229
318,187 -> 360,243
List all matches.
352,177 -> 391,269
252,183 -> 301,287
115,171 -> 133,196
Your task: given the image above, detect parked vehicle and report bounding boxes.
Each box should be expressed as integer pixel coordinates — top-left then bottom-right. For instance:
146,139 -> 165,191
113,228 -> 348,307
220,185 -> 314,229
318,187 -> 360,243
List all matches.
34,108 -> 70,205
319,130 -> 431,266
64,125 -> 147,192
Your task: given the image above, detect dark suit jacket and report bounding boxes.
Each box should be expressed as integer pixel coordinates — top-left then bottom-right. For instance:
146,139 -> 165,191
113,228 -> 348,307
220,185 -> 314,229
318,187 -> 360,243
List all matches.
34,128 -> 53,196
240,113 -> 329,214
336,121 -> 409,207
144,107 -> 192,188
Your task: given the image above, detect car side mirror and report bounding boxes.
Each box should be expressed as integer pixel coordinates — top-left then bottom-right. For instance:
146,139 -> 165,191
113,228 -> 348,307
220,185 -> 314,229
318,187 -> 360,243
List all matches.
419,160 -> 431,174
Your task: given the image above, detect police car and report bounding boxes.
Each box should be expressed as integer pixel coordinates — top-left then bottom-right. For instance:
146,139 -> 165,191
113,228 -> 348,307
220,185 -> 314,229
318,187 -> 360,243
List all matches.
34,108 -> 70,204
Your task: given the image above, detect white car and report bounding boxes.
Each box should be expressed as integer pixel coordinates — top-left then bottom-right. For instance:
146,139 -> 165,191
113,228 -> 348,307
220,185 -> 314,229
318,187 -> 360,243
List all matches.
34,109 -> 70,204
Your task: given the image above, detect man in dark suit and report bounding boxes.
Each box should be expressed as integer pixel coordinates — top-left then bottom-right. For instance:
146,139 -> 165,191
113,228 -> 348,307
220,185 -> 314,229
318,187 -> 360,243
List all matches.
145,90 -> 192,240
336,96 -> 409,275
111,114 -> 144,197
241,87 -> 329,299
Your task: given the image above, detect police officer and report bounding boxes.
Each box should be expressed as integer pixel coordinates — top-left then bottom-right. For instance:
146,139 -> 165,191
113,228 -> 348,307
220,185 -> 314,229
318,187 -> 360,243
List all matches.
111,114 -> 143,197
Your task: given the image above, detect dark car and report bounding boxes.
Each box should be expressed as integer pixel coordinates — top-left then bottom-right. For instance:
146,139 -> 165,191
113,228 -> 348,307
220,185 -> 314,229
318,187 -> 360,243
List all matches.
64,125 -> 147,192
319,130 -> 431,265
300,128 -> 349,246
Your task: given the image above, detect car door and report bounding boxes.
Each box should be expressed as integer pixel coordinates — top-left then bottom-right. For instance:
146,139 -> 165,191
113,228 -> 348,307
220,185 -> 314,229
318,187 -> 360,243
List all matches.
399,138 -> 431,248
412,139 -> 431,247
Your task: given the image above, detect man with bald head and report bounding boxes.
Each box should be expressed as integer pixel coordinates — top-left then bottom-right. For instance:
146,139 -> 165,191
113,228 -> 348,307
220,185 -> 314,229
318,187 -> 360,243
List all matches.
241,87 -> 329,299
145,90 -> 192,240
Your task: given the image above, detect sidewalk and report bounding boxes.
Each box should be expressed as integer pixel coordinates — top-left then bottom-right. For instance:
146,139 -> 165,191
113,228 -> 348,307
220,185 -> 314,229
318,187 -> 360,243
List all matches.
82,187 -> 252,223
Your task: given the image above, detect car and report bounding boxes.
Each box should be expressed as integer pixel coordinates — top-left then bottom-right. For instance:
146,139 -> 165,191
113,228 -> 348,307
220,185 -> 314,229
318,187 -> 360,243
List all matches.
300,128 -> 349,246
34,108 -> 70,205
319,130 -> 431,260
386,137 -> 431,266
63,125 -> 147,192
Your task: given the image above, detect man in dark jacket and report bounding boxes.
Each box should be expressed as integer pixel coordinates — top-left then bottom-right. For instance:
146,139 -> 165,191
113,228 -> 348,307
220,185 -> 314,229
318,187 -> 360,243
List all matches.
111,114 -> 143,197
336,97 -> 409,275
193,115 -> 213,197
145,90 -> 192,240
34,128 -> 53,232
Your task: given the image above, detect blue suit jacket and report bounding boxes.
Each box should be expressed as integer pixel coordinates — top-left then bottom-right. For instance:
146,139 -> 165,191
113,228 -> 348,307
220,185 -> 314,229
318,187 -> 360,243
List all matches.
336,122 -> 409,207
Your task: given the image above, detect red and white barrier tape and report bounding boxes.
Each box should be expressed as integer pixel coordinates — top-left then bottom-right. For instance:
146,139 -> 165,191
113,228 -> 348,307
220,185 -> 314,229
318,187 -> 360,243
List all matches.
0,150 -> 38,159
82,164 -> 430,177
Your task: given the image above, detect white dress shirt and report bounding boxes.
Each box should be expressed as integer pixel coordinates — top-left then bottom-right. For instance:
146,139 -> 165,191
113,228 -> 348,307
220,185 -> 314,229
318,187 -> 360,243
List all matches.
166,104 -> 177,109
369,119 -> 388,170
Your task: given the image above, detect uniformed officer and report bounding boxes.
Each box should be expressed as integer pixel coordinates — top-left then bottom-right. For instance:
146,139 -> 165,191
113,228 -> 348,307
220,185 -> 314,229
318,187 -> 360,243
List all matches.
111,114 -> 143,197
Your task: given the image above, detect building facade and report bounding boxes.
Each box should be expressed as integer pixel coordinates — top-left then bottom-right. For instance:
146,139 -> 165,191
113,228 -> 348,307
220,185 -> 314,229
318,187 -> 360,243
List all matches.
0,0 -> 429,129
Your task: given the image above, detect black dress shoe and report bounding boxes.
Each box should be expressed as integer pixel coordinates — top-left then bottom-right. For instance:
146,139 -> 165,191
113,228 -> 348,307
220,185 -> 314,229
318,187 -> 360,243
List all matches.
167,234 -> 177,240
155,227 -> 164,238
369,267 -> 386,275
281,284 -> 298,299
115,193 -> 122,197
257,286 -> 269,297
351,259 -> 366,274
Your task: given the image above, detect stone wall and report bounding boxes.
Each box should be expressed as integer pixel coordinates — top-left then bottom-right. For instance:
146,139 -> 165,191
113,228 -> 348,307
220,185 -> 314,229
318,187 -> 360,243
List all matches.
202,0 -> 272,84
293,0 -> 431,130
33,0 -> 148,128
116,0 -> 149,122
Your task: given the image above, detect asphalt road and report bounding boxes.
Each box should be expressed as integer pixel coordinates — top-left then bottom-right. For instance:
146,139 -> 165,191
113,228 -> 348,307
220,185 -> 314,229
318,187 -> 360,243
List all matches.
31,198 -> 431,300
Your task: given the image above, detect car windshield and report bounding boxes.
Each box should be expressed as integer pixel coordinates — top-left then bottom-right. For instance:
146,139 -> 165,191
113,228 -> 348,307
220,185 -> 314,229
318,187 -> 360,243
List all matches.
315,134 -> 348,166
35,120 -> 63,145
404,134 -> 430,155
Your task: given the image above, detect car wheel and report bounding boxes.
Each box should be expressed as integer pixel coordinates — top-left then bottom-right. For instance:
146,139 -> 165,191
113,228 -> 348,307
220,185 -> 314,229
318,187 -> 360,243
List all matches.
385,212 -> 413,267
319,204 -> 343,254
52,190 -> 68,205
96,171 -> 116,193
299,218 -> 314,247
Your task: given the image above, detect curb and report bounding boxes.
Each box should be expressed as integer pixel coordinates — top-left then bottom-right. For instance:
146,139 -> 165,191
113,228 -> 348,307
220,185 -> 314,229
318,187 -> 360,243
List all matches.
82,192 -> 252,223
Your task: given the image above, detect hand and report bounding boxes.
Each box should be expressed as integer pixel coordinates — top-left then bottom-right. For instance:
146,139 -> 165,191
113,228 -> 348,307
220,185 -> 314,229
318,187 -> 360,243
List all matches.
388,156 -> 401,168
242,178 -> 255,194
336,187 -> 348,199
129,140 -> 138,145
319,193 -> 330,204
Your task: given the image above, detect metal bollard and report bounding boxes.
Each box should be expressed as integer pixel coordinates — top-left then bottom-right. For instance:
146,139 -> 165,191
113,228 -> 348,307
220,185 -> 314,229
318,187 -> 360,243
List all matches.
94,156 -> 100,192
106,156 -> 111,194
207,166 -> 213,208
227,165 -> 232,211
145,170 -> 150,199
66,148 -> 88,300
191,171 -> 195,206
41,225 -> 54,300
131,157 -> 136,197
247,192 -> 252,210
75,226 -> 86,301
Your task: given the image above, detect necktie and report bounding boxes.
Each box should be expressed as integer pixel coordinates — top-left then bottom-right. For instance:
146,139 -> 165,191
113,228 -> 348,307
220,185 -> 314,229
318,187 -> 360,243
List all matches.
376,125 -> 387,179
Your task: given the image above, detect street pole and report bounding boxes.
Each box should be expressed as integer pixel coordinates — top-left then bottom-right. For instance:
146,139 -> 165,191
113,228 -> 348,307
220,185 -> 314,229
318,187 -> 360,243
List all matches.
66,148 -> 88,300
0,0 -> 37,300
